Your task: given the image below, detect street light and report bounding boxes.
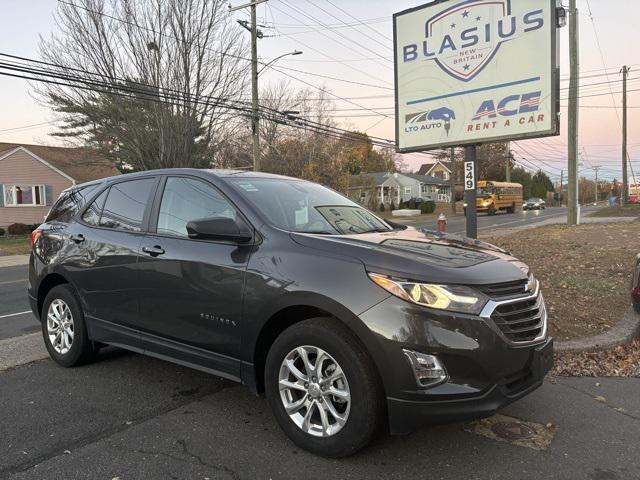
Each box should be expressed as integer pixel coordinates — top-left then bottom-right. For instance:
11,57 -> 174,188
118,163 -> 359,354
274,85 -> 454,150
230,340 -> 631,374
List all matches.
258,50 -> 303,76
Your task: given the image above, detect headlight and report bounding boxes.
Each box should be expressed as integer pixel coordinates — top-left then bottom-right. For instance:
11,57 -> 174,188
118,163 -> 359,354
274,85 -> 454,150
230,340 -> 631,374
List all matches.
368,273 -> 489,315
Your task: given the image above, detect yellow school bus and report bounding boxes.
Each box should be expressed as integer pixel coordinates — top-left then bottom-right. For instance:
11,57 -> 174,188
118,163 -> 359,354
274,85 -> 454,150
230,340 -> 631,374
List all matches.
475,181 -> 523,215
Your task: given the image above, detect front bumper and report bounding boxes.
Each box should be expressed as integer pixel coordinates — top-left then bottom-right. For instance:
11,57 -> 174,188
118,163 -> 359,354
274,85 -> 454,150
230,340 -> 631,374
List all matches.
387,338 -> 553,434
358,294 -> 553,435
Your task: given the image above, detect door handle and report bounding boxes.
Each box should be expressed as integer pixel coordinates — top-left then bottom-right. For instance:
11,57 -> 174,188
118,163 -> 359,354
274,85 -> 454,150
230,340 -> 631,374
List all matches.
142,245 -> 165,257
70,234 -> 85,244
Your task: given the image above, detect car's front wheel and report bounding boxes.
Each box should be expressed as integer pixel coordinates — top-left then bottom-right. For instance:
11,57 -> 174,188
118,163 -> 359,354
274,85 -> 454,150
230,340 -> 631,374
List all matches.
41,284 -> 98,367
265,317 -> 384,458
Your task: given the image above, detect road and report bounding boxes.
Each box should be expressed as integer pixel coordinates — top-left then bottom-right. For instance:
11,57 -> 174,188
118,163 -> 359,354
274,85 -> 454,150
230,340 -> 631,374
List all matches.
0,264 -> 38,341
402,205 -> 601,235
0,349 -> 638,479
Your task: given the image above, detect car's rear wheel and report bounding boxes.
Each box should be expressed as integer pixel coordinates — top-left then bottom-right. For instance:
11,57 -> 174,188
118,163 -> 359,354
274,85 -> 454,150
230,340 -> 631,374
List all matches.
41,285 -> 98,367
265,317 -> 384,458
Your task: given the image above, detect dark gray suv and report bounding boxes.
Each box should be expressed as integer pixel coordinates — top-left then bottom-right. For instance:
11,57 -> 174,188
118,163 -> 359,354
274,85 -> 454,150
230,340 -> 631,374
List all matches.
28,169 -> 553,457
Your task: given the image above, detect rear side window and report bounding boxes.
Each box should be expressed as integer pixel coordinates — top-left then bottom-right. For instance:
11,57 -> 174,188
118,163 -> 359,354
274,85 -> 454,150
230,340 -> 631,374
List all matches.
99,179 -> 155,232
81,189 -> 108,226
157,177 -> 236,238
46,184 -> 101,223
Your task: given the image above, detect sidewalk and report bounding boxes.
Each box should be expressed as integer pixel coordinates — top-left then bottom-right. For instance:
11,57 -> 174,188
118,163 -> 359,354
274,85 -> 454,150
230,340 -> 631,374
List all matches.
0,255 -> 30,268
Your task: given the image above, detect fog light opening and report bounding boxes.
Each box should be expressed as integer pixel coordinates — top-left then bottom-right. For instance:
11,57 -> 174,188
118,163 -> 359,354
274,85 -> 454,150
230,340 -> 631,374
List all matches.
403,349 -> 448,387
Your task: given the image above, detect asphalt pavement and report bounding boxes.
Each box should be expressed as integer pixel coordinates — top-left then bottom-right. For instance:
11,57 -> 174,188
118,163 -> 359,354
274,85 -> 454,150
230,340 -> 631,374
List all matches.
403,205 -> 601,235
0,264 -> 39,341
0,349 -> 638,480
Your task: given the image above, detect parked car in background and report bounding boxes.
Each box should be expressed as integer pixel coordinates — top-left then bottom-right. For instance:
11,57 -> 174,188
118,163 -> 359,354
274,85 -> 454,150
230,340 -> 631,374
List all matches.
632,254 -> 640,313
29,169 -> 553,458
523,198 -> 547,211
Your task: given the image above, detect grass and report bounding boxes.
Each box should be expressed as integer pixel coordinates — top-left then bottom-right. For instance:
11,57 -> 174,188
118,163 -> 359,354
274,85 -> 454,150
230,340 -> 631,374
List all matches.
0,235 -> 31,256
589,204 -> 640,218
486,223 -> 639,341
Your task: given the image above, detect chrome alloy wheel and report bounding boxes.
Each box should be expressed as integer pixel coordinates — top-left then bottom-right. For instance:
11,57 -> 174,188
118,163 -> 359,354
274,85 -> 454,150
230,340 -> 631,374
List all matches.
47,299 -> 74,355
278,346 -> 351,437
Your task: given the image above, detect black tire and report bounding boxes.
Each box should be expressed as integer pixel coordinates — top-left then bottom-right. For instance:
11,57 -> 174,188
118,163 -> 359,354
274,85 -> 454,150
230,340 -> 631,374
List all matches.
265,317 -> 385,458
507,203 -> 516,214
488,205 -> 497,216
41,284 -> 98,368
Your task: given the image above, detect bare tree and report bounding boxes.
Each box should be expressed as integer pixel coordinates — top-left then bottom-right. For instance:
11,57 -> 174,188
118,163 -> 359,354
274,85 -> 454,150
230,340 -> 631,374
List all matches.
37,0 -> 248,170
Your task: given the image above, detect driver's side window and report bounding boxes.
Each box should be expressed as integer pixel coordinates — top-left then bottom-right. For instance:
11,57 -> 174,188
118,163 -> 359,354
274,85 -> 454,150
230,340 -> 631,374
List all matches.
157,177 -> 236,238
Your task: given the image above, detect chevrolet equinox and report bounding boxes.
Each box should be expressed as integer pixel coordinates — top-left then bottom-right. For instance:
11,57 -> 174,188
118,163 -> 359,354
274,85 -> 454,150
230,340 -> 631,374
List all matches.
29,169 -> 553,458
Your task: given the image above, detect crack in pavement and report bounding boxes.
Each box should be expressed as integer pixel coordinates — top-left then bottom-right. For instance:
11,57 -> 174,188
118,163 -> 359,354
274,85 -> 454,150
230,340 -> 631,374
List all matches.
0,383 -> 238,477
556,379 -> 640,422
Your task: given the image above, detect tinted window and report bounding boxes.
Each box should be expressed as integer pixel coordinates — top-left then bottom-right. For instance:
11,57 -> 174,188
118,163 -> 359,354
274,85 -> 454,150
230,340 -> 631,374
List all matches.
46,184 -> 101,223
99,179 -> 155,232
81,189 -> 108,226
157,177 -> 236,238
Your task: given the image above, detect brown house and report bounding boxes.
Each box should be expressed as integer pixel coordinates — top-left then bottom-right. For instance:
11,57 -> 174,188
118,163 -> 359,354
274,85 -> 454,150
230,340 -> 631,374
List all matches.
0,143 -> 120,227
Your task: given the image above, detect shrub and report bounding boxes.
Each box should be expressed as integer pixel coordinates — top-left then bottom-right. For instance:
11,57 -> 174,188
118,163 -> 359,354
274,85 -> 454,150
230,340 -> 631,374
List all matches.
421,201 -> 436,214
379,203 -> 385,212
390,201 -> 396,211
408,199 -> 416,210
0,227 -> 5,236
399,200 -> 405,209
7,223 -> 31,235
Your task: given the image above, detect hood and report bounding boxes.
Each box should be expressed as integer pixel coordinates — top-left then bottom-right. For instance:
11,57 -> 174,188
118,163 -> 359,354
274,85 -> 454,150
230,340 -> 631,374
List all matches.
291,228 -> 529,286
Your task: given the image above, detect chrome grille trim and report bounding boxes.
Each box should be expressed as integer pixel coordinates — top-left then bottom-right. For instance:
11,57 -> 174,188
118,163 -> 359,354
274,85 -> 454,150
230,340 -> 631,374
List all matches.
479,283 -> 548,346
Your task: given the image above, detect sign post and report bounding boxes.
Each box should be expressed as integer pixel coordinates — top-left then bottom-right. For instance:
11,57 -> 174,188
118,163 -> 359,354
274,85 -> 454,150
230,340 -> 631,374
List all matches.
393,0 -> 562,238
464,146 -> 478,238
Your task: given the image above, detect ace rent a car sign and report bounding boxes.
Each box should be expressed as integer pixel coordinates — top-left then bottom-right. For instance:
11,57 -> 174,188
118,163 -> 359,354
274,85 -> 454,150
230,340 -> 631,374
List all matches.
394,0 -> 560,152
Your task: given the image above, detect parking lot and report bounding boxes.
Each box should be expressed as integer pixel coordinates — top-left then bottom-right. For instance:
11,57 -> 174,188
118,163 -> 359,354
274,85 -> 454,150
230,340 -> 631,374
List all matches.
1,262 -> 639,480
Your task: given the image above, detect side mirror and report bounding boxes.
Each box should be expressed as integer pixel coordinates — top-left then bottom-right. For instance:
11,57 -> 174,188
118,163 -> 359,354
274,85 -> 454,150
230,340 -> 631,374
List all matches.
186,216 -> 253,243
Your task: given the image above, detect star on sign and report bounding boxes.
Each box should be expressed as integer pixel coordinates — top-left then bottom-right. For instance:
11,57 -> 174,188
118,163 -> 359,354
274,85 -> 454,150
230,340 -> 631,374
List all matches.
463,64 -> 471,71
476,16 -> 482,21
462,10 -> 470,18
451,23 -> 456,28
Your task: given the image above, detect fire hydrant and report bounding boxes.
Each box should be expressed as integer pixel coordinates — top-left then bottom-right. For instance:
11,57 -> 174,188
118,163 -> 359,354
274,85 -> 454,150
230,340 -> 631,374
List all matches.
437,213 -> 447,233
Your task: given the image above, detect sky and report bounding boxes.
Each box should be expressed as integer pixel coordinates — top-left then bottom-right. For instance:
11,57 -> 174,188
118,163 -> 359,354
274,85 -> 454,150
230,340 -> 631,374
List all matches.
0,0 -> 638,182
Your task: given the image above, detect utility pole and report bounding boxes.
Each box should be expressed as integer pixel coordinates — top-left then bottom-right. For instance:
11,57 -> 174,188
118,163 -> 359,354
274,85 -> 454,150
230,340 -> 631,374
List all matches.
449,147 -> 457,215
593,166 -> 602,203
622,65 -> 630,205
567,0 -> 579,225
505,141 -> 511,182
230,0 -> 268,172
559,169 -> 564,206
250,3 -> 260,172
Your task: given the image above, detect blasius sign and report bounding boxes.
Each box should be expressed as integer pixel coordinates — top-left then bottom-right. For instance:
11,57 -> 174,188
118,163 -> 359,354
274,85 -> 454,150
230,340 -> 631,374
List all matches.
394,0 -> 560,152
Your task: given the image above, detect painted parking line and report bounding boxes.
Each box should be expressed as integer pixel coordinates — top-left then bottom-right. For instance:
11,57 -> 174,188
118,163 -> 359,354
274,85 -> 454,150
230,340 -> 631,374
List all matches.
0,311 -> 32,320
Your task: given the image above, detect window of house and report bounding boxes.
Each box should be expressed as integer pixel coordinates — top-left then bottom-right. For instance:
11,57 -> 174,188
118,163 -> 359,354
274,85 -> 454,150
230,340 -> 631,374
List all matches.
3,185 -> 46,206
404,187 -> 412,195
421,184 -> 429,194
157,177 -> 236,238
99,178 -> 155,232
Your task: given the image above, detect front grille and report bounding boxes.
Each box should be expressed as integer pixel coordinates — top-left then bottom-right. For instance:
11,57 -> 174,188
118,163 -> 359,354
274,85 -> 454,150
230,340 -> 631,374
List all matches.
477,280 -> 528,300
491,296 -> 545,343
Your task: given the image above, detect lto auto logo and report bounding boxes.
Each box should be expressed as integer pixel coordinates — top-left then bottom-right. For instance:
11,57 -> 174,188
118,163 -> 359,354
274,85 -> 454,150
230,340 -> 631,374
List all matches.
405,107 -> 456,135
402,0 -> 545,82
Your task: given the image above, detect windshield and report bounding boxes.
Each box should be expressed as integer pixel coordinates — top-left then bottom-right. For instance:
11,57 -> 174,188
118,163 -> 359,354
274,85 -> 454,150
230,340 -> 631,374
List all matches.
229,178 -> 392,235
477,187 -> 494,197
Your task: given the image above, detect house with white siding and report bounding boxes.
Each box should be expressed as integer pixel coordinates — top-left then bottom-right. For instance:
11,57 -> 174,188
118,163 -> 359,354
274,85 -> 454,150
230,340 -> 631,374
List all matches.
0,143 -> 120,227
349,172 -> 451,209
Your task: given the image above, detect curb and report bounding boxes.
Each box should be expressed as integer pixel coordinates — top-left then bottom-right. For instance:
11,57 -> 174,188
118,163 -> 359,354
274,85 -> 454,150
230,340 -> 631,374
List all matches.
555,306 -> 640,353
